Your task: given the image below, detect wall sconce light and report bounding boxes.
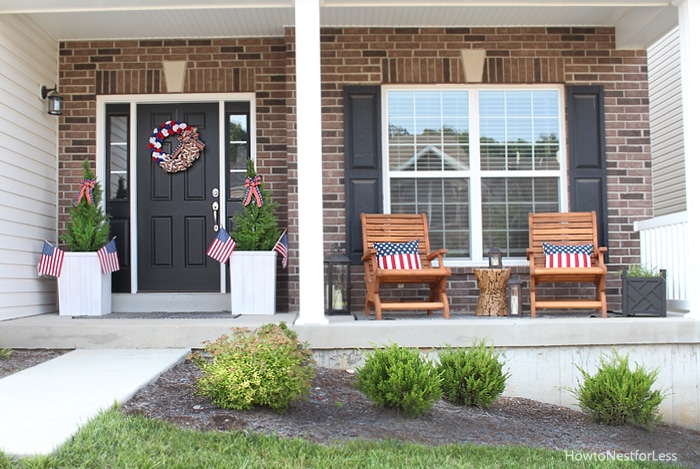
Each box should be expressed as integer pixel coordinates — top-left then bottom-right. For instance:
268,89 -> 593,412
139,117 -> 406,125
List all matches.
41,85 -> 63,115
487,242 -> 503,269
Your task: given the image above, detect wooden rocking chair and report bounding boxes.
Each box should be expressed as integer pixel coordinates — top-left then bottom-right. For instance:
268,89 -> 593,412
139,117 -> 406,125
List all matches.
361,213 -> 452,320
526,211 -> 607,318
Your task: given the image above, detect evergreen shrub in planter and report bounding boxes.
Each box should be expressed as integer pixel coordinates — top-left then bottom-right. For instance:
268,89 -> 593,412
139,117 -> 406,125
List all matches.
622,265 -> 666,317
57,160 -> 112,316
229,160 -> 282,315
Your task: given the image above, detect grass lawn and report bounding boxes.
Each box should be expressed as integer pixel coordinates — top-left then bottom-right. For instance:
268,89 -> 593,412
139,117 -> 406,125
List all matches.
0,407 -> 676,469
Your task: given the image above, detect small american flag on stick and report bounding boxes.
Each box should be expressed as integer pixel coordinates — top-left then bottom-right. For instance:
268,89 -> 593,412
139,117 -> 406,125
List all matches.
38,240 -> 64,277
207,229 -> 236,264
273,230 -> 288,269
97,237 -> 120,274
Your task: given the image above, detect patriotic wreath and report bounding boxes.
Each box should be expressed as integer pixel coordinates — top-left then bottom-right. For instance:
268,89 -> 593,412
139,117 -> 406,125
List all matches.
148,120 -> 206,173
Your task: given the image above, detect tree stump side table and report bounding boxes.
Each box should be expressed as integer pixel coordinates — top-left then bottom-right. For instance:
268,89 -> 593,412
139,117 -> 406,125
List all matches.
475,268 -> 511,316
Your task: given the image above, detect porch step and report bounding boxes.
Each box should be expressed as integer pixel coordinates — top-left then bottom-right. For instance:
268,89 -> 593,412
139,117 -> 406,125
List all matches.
0,313 -> 300,349
112,292 -> 230,313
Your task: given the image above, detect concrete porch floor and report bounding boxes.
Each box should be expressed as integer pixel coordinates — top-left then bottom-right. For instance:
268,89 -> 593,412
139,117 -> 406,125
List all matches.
0,311 -> 697,351
1,311 -> 699,430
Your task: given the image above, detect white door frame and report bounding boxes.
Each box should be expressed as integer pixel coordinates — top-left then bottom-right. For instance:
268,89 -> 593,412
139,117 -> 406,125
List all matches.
96,93 -> 257,294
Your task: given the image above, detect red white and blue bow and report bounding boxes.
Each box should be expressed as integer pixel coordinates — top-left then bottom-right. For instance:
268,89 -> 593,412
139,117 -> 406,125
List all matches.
243,175 -> 263,207
74,178 -> 96,206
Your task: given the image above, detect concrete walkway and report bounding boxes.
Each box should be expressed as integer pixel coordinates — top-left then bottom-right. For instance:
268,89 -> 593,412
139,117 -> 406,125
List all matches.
0,348 -> 189,457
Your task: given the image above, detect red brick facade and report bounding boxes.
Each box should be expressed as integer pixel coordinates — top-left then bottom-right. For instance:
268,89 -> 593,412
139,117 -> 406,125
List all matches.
57,27 -> 651,314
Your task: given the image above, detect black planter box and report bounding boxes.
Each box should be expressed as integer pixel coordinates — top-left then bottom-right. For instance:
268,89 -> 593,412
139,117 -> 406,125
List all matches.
622,270 -> 667,317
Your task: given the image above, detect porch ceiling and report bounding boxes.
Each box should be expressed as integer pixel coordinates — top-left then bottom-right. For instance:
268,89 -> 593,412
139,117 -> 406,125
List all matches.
0,0 -> 677,49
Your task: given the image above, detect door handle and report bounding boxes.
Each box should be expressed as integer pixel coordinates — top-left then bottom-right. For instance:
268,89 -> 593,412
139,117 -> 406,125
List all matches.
212,201 -> 220,232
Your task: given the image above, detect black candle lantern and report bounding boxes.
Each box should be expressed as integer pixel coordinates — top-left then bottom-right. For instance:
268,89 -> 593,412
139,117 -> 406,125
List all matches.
508,274 -> 522,316
487,242 -> 503,269
325,244 -> 351,315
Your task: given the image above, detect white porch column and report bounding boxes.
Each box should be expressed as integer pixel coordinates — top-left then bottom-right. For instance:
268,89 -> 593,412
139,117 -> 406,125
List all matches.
677,0 -> 700,318
294,0 -> 328,325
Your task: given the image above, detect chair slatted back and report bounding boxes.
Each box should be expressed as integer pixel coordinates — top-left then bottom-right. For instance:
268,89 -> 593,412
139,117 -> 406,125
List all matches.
528,212 -> 601,268
361,213 -> 433,269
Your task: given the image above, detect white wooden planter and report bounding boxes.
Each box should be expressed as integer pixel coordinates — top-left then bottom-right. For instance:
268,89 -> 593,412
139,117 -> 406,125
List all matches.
230,251 -> 277,315
57,252 -> 112,316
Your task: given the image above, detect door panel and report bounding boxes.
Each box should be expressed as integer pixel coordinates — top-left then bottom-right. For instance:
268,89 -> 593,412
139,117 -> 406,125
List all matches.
185,169 -> 207,200
185,216 -> 208,266
137,103 -> 220,291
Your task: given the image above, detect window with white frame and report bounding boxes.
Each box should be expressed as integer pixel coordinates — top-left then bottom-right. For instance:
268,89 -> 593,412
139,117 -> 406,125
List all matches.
385,86 -> 565,261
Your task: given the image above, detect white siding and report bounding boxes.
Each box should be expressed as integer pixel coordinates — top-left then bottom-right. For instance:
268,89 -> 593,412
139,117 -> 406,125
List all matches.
0,14 -> 59,320
647,27 -> 686,217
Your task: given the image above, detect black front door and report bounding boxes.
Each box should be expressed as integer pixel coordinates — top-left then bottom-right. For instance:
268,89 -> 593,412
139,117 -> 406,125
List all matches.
136,103 -> 220,291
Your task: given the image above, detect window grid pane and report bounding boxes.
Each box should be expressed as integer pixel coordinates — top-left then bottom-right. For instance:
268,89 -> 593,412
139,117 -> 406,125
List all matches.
108,115 -> 128,200
388,90 -> 470,173
228,114 -> 249,200
479,90 -> 560,172
390,178 -> 470,257
481,177 -> 559,257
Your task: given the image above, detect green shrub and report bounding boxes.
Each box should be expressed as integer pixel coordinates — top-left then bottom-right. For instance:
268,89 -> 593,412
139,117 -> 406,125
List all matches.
193,322 -> 316,413
437,340 -> 510,409
625,264 -> 664,278
0,348 -> 11,360
355,343 -> 442,418
571,350 -> 666,428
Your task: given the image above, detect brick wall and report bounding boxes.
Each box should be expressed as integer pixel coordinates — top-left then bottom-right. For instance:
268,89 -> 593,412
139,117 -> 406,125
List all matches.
57,26 -> 652,315
57,37 -> 291,307
309,27 -> 650,315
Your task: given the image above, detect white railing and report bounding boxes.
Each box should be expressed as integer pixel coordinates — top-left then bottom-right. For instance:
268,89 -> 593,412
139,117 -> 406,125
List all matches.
634,211 -> 689,311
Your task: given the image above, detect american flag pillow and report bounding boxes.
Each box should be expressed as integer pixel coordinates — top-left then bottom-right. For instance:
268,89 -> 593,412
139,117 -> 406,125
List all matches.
543,243 -> 592,268
373,240 -> 422,270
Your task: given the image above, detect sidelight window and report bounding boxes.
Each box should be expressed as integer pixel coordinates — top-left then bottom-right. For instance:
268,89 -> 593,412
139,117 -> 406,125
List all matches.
107,112 -> 129,200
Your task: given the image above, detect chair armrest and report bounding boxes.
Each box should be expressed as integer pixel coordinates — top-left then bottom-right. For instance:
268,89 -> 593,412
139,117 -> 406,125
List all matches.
526,248 -> 539,272
593,246 -> 607,271
427,249 -> 448,267
361,250 -> 376,263
427,249 -> 447,260
592,246 -> 607,260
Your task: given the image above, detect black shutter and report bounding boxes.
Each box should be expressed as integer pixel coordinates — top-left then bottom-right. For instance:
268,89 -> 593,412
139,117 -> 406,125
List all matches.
567,85 -> 609,252
344,86 -> 383,264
